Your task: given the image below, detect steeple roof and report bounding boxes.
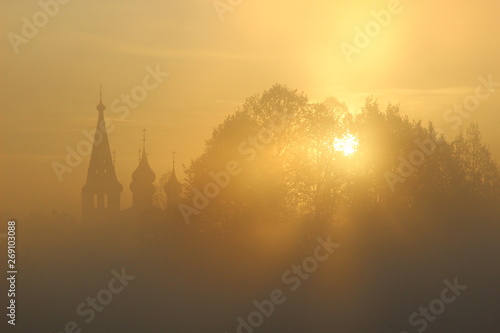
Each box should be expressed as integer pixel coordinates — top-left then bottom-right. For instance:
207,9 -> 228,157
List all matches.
164,151 -> 182,193
84,88 -> 122,192
130,129 -> 156,191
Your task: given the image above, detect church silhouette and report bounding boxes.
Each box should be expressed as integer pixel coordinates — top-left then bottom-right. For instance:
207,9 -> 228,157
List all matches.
80,91 -> 183,253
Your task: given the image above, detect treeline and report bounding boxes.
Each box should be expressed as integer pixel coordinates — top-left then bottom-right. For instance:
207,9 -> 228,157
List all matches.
154,84 -> 499,239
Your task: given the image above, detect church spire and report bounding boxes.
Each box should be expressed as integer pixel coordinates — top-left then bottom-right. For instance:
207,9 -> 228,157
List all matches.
130,129 -> 156,211
97,85 -> 105,114
164,151 -> 182,216
172,151 -> 176,176
81,88 -> 123,221
142,128 -> 147,157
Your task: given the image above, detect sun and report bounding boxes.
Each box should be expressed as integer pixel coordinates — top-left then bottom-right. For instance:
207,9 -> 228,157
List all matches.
333,133 -> 359,156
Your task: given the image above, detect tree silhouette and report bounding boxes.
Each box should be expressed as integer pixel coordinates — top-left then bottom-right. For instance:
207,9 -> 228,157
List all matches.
452,123 -> 500,201
181,85 -> 500,239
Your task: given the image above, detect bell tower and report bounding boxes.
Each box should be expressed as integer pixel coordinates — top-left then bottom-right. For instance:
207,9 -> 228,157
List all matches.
81,87 -> 123,221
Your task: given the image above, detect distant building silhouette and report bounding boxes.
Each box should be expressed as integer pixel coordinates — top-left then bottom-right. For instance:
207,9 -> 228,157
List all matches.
82,90 -> 182,225
164,152 -> 182,217
130,130 -> 156,211
82,89 -> 123,222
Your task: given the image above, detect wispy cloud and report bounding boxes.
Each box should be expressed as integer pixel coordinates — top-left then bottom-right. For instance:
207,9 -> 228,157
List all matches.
47,31 -> 269,61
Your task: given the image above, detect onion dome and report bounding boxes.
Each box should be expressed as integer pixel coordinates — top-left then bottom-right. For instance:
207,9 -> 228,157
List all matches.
130,150 -> 156,192
130,130 -> 156,195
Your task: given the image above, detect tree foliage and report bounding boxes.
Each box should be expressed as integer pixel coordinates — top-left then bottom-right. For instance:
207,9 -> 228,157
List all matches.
177,84 -> 500,237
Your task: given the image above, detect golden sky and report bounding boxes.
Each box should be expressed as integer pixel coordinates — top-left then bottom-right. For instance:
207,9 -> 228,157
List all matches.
1,0 -> 500,215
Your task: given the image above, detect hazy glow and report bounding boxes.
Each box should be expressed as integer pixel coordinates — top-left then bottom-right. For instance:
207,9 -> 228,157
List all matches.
333,133 -> 359,156
2,0 -> 500,215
